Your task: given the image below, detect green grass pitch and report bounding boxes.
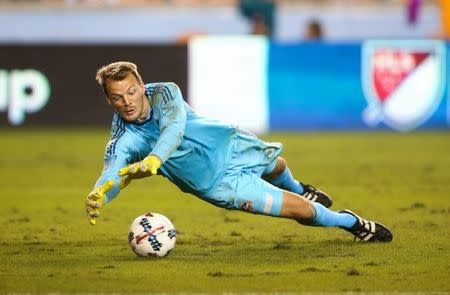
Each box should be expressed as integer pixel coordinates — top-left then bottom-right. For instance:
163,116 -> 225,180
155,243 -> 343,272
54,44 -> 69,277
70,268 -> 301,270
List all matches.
0,128 -> 449,294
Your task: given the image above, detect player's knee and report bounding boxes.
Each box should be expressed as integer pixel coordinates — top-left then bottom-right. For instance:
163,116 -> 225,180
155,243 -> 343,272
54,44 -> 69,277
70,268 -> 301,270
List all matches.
276,157 -> 287,174
263,157 -> 287,180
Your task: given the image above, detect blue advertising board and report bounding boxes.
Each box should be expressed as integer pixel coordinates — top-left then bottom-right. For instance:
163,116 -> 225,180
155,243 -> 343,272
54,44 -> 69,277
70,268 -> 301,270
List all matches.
268,41 -> 449,131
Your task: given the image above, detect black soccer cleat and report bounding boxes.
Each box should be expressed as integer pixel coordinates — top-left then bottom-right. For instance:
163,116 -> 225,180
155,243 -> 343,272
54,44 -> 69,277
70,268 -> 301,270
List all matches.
301,183 -> 333,208
339,209 -> 393,242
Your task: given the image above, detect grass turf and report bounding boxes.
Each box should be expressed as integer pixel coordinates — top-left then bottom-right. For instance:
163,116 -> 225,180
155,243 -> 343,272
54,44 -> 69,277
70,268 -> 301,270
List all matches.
0,128 -> 449,294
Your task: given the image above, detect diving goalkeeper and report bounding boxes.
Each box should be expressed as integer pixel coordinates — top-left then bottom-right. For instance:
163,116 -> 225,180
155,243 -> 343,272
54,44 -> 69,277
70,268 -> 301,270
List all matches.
86,61 -> 392,243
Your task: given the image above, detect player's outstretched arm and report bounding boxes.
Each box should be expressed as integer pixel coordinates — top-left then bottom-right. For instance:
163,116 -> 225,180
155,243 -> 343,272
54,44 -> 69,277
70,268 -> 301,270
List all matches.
85,180 -> 114,225
151,82 -> 187,163
86,133 -> 136,225
118,83 -> 186,178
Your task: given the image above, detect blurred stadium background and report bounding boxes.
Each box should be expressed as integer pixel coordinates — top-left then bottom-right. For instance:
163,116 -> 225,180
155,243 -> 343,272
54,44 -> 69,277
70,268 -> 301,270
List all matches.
0,0 -> 449,131
1,0 -> 449,293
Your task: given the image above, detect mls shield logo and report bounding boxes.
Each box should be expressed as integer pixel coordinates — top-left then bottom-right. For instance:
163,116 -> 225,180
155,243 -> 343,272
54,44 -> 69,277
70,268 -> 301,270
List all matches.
362,40 -> 446,131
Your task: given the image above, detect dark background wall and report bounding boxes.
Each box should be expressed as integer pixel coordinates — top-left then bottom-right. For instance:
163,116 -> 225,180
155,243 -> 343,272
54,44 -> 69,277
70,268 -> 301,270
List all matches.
0,45 -> 188,126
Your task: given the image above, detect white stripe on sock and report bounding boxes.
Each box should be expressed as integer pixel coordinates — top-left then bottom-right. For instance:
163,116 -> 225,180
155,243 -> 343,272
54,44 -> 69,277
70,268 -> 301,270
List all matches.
263,193 -> 273,214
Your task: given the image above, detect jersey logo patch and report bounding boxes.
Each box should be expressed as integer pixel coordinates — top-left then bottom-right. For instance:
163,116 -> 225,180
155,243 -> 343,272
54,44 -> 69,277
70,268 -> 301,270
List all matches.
240,201 -> 254,212
161,105 -> 175,117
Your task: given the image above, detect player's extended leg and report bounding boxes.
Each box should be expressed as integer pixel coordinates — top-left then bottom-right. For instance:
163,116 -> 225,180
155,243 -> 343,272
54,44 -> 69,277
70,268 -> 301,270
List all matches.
207,164 -> 392,242
223,173 -> 393,243
263,157 -> 333,208
280,191 -> 393,242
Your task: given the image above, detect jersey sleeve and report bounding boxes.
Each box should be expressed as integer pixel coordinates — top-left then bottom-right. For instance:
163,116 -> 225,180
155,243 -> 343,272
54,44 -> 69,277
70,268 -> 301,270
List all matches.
149,82 -> 187,163
94,116 -> 133,204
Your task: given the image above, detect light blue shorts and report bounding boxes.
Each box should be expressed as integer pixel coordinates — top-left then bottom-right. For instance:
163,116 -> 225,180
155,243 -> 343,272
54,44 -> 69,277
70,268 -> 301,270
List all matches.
205,129 -> 284,217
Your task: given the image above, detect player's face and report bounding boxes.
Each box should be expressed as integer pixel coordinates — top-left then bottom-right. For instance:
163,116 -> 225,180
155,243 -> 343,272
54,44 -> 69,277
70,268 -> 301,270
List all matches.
105,74 -> 149,122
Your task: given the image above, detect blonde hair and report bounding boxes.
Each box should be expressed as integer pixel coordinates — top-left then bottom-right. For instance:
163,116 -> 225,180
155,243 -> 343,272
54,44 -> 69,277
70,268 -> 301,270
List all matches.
95,61 -> 144,95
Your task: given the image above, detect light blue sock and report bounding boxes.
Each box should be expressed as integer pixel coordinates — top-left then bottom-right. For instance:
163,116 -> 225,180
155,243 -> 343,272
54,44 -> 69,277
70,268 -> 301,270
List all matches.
312,202 -> 357,228
268,166 -> 304,194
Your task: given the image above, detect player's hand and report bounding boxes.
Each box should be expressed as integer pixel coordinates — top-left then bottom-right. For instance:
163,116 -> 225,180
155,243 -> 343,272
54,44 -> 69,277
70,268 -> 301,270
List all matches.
85,180 -> 114,226
118,155 -> 162,177
118,169 -> 153,190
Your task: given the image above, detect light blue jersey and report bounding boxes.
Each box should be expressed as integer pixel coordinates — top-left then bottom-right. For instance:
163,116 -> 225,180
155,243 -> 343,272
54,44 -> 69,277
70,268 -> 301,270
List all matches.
95,82 -> 283,216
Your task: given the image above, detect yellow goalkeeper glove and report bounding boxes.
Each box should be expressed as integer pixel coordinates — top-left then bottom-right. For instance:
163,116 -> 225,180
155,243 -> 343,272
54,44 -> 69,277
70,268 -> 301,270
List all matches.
85,180 -> 114,225
118,155 -> 162,177
118,168 -> 153,190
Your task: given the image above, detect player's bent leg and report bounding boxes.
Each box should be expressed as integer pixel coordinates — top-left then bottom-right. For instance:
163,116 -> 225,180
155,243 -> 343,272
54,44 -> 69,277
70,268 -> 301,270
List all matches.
229,174 -> 342,226
208,171 -> 392,243
241,188 -> 393,243
230,174 -> 344,225
263,157 -> 333,208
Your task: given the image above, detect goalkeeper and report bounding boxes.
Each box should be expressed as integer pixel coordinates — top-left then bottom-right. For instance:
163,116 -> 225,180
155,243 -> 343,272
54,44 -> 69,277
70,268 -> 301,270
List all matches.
86,61 -> 392,243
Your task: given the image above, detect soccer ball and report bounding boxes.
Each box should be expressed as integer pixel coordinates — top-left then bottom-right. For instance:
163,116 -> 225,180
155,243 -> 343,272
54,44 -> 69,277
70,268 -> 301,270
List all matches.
128,212 -> 176,258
